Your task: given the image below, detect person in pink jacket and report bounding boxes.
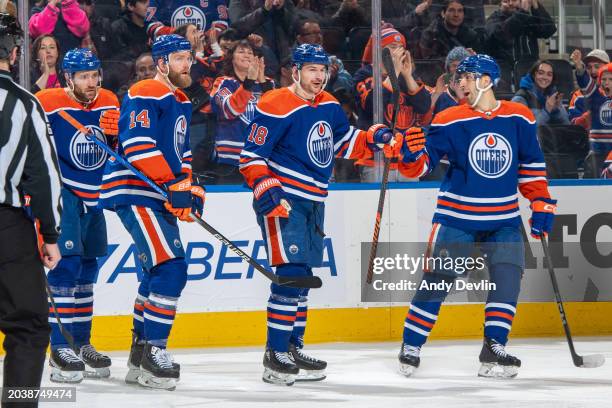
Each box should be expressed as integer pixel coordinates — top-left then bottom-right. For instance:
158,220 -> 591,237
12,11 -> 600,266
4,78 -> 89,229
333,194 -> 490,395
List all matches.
29,0 -> 90,51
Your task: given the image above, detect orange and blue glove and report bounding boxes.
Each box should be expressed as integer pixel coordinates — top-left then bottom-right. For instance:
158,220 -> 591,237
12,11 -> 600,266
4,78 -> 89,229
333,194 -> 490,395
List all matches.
253,176 -> 291,218
163,173 -> 192,221
366,124 -> 394,152
529,198 -> 557,239
400,127 -> 426,163
99,109 -> 119,136
190,184 -> 206,219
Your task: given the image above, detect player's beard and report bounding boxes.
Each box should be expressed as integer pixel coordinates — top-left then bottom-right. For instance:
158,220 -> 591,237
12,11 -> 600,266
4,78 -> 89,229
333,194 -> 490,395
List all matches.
72,85 -> 98,104
167,69 -> 192,89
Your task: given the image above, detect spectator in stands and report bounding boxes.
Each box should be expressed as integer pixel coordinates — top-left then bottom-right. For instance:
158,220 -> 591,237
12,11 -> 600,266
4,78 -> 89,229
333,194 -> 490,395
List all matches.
427,0 -> 485,27
512,60 -> 569,127
419,0 -> 481,60
331,88 -> 360,182
29,0 -> 90,53
571,49 -> 612,178
358,0 -> 433,39
294,19 -> 354,94
569,49 -> 610,129
210,40 -> 275,183
116,51 -> 155,100
430,46 -> 470,115
354,27 -> 432,181
146,0 -> 229,32
294,0 -> 368,33
485,0 -> 556,72
78,0 -> 113,60
229,0 -> 296,74
30,35 -> 63,92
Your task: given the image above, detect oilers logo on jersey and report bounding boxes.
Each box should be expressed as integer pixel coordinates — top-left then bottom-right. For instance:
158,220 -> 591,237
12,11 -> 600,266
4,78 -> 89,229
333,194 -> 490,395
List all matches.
599,100 -> 612,126
307,121 -> 334,168
70,126 -> 108,171
172,6 -> 206,29
174,115 -> 188,160
468,133 -> 512,179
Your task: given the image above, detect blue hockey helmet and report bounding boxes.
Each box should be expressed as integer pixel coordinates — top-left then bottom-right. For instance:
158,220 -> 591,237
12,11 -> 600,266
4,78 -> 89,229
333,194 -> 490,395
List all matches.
152,34 -> 192,63
62,48 -> 101,74
456,54 -> 500,86
292,44 -> 330,69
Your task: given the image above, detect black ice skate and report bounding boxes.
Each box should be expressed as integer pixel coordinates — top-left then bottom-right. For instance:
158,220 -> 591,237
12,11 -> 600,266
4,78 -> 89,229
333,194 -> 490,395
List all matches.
398,343 -> 421,377
478,337 -> 521,378
126,333 -> 180,385
49,348 -> 85,383
79,344 -> 111,378
138,343 -> 180,390
289,343 -> 327,381
262,347 -> 299,386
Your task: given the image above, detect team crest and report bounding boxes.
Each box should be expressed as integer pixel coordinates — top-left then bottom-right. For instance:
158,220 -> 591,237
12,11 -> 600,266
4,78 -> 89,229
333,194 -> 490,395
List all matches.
468,133 -> 512,178
174,115 -> 187,159
599,100 -> 612,126
172,6 -> 206,30
70,126 -> 107,171
306,121 -> 333,168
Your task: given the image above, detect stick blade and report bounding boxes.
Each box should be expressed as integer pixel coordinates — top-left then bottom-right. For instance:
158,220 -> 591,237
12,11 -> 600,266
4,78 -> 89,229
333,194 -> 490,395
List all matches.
277,275 -> 323,289
577,354 -> 606,368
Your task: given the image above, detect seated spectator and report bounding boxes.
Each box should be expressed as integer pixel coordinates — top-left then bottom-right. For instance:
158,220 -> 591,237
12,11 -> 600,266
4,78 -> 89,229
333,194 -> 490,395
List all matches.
569,49 -> 609,129
570,49 -> 612,178
29,0 -> 90,53
78,0 -> 113,60
419,0 -> 481,60
485,0 -> 555,76
229,0 -> 295,73
210,40 -> 275,183
295,19 -> 354,94
31,35 -> 63,92
512,60 -> 569,126
294,0 -> 368,33
358,0 -> 433,38
146,0 -> 229,32
428,0 -> 485,27
116,52 -> 155,101
431,45 -> 470,115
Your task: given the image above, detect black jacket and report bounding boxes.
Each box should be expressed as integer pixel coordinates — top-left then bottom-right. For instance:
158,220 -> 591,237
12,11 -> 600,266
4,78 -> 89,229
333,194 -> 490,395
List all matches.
419,16 -> 482,60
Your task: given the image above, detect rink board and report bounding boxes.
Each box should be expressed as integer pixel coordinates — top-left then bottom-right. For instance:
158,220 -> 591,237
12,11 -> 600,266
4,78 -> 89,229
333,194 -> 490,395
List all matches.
3,181 -> 612,351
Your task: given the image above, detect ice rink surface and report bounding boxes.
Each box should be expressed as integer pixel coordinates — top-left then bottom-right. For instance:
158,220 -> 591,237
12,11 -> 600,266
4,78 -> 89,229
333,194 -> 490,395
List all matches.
14,337 -> 612,408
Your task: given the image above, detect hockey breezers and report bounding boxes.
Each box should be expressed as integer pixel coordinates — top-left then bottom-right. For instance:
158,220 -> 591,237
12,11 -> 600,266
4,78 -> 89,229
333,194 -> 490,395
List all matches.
540,234 -> 605,368
58,110 -> 321,289
366,47 -> 401,284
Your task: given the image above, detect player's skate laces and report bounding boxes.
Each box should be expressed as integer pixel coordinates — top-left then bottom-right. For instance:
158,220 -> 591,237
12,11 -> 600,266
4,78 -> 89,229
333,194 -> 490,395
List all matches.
478,337 -> 521,378
50,348 -> 85,383
79,344 -> 111,378
289,343 -> 327,381
138,344 -> 180,391
262,348 -> 299,386
398,343 -> 421,377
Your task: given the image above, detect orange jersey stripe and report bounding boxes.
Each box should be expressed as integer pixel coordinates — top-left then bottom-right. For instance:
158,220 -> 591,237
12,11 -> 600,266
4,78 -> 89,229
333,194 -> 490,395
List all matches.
267,312 -> 296,322
136,207 -> 171,265
144,302 -> 176,316
485,311 -> 514,321
216,146 -> 243,153
296,311 -> 307,318
518,169 -> 547,176
73,306 -> 94,313
273,174 -> 327,195
71,189 -> 100,199
50,307 -> 74,314
437,199 -> 518,213
407,313 -> 435,328
134,303 -> 144,311
101,179 -> 150,190
124,143 -> 157,156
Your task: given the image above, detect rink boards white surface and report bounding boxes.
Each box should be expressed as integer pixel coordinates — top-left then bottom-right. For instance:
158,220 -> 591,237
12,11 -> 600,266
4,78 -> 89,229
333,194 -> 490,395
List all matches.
30,338 -> 612,408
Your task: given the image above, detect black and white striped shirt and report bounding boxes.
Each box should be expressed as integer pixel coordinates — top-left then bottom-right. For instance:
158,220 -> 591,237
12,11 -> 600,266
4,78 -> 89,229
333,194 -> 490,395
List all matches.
0,70 -> 62,243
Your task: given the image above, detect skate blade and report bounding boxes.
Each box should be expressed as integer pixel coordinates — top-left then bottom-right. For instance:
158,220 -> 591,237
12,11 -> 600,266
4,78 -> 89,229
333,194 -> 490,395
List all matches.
398,362 -> 417,377
295,369 -> 326,382
125,367 -> 141,384
137,371 -> 177,391
262,368 -> 296,386
50,368 -> 84,384
478,363 -> 518,378
84,366 -> 111,379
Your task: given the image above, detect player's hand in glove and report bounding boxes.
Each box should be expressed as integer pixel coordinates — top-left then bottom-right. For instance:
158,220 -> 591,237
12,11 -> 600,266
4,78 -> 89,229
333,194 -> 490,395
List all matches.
529,198 -> 557,239
162,173 -> 192,221
190,185 -> 206,219
366,124 -> 394,152
383,133 -> 404,159
253,176 -> 291,218
400,127 -> 426,162
99,109 -> 119,136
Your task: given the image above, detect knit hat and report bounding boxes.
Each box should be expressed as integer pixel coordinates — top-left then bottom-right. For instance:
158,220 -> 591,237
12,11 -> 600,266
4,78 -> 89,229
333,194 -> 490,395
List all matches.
445,46 -> 472,71
584,49 -> 610,64
361,28 -> 406,64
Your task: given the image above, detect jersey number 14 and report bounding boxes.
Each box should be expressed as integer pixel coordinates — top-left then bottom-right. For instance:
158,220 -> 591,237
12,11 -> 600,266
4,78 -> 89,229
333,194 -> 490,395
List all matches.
129,110 -> 151,129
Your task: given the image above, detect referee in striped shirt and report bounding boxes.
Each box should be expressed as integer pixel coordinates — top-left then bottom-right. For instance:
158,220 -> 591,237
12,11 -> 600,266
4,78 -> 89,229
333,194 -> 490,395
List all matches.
0,13 -> 62,406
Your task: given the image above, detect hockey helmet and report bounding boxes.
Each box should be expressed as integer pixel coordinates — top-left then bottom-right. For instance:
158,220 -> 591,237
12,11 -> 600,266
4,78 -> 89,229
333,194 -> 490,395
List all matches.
152,34 -> 192,63
456,54 -> 501,86
62,48 -> 101,74
292,44 -> 330,69
0,13 -> 22,60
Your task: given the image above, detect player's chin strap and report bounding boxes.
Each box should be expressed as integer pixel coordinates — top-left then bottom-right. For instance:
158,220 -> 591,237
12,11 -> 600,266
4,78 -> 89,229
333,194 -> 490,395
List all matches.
291,64 -> 329,101
470,75 -> 493,108
157,60 -> 178,92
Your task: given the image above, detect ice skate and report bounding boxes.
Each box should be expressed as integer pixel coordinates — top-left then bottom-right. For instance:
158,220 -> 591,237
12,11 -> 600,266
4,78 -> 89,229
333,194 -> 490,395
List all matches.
289,343 -> 326,381
262,348 -> 299,386
138,343 -> 180,391
79,344 -> 111,378
478,337 -> 521,378
398,343 -> 421,377
49,348 -> 85,383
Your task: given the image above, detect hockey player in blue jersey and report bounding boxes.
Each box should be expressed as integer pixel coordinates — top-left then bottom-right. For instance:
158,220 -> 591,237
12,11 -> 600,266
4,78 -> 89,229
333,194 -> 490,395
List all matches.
35,48 -> 120,383
394,55 -> 557,378
99,34 -> 205,390
239,43 -> 395,385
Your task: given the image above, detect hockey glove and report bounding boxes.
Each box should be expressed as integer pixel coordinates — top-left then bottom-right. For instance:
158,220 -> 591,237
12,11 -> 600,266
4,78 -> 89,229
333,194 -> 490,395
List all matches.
190,185 -> 206,219
162,173 -> 192,221
99,109 -> 119,136
253,176 -> 291,218
400,127 -> 427,163
366,124 -> 394,152
529,198 -> 557,239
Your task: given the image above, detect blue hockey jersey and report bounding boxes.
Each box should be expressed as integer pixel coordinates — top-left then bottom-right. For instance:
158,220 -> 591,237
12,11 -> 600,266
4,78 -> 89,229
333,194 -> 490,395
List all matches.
239,88 -> 374,201
576,70 -> 612,153
146,0 -> 229,31
36,88 -> 120,208
99,79 -> 192,210
398,101 -> 551,231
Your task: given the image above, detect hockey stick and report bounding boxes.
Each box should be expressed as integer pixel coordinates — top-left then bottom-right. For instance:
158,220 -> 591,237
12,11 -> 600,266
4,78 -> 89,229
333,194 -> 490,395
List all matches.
365,47 -> 401,284
58,110 -> 322,289
539,234 -> 605,368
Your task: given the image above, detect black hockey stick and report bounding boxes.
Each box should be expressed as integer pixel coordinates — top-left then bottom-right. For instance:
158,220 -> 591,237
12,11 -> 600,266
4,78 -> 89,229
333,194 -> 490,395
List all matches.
539,234 -> 605,368
59,111 -> 322,289
366,47 -> 401,284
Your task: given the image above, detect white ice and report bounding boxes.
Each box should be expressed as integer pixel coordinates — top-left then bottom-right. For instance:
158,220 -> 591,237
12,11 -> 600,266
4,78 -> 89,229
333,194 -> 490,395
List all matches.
8,337 -> 612,408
